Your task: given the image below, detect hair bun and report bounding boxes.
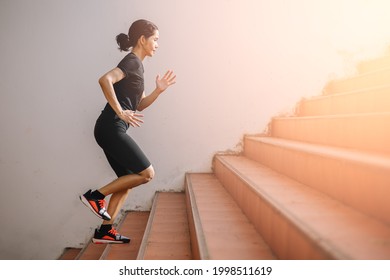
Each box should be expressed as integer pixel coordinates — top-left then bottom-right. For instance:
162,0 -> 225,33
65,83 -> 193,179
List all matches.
116,33 -> 131,52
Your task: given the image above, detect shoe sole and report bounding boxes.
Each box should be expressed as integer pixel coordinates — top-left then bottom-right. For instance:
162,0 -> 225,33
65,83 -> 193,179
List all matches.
79,195 -> 111,221
92,238 -> 131,244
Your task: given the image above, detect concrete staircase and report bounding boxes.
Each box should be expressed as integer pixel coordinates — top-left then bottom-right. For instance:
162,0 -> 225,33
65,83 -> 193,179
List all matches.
60,52 -> 390,260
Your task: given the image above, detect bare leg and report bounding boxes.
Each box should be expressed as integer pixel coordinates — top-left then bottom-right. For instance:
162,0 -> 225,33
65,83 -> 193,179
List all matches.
99,165 -> 155,225
99,165 -> 155,196
102,189 -> 130,225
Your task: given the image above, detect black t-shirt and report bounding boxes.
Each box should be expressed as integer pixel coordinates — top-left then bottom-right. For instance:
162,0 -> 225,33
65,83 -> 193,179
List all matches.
113,52 -> 144,111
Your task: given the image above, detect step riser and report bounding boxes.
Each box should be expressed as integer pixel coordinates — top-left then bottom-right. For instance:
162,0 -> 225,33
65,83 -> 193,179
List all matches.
271,113 -> 390,154
299,87 -> 390,116
324,68 -> 390,95
213,158 -> 334,259
244,138 -> 390,225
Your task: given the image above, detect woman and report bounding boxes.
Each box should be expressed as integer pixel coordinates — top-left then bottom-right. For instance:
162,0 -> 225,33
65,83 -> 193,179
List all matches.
80,19 -> 176,244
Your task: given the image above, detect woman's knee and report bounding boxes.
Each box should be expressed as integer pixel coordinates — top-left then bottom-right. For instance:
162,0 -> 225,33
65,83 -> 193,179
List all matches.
139,165 -> 155,183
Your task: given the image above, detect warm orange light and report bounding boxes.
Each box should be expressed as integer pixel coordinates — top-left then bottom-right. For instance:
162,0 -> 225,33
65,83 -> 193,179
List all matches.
329,0 -> 390,60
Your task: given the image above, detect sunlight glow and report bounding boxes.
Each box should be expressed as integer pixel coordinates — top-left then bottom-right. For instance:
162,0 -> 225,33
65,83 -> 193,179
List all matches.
330,0 -> 390,59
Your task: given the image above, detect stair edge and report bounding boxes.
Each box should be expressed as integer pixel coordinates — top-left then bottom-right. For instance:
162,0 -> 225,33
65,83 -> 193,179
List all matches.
185,173 -> 211,260
135,192 -> 160,260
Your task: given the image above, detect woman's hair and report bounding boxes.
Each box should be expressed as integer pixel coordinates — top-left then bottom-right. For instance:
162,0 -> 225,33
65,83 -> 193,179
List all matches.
116,19 -> 158,52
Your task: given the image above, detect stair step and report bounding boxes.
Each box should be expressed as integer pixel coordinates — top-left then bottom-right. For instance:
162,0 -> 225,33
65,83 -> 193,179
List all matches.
357,55 -> 390,74
137,192 -> 192,260
76,211 -> 148,260
100,211 -> 150,260
298,85 -> 390,116
76,238 -> 107,260
271,112 -> 390,154
243,136 -> 390,225
58,248 -> 82,260
214,155 -> 390,259
185,173 -> 276,260
323,67 -> 390,95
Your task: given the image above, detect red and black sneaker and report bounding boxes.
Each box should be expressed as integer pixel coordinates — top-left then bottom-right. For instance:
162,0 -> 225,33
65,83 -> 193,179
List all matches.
79,190 -> 111,221
92,226 -> 130,244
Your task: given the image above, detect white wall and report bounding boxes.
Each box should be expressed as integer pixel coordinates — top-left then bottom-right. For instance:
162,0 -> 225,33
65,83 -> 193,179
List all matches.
1,0 -> 390,259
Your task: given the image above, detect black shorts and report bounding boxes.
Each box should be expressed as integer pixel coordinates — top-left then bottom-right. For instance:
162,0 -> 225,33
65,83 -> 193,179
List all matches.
94,105 -> 151,177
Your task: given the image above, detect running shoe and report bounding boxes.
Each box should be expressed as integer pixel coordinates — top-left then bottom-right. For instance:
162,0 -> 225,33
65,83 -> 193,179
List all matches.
79,189 -> 111,221
92,227 -> 130,244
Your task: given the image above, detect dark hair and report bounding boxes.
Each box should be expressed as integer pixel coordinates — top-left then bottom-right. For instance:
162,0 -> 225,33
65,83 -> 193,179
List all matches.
116,19 -> 158,52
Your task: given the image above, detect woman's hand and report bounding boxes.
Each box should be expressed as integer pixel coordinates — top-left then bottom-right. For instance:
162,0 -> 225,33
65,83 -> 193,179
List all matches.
118,110 -> 144,127
137,70 -> 177,111
156,70 -> 176,93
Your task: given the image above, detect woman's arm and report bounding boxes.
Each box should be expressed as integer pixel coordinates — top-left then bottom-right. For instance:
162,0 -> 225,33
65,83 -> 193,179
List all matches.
98,67 -> 144,127
137,70 -> 176,111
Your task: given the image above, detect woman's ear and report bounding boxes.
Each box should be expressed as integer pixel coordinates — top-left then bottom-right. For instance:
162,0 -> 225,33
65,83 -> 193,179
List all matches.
139,35 -> 146,46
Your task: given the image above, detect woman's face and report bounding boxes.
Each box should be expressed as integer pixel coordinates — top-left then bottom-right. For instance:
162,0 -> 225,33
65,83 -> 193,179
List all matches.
143,30 -> 159,57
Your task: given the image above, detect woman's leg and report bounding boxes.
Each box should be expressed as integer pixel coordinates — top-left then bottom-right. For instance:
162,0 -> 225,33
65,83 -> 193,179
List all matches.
102,189 -> 130,225
99,165 -> 154,196
91,116 -> 154,227
99,165 -> 155,224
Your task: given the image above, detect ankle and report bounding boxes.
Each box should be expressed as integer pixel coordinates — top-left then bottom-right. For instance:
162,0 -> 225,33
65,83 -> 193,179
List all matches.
91,190 -> 105,200
100,224 -> 113,232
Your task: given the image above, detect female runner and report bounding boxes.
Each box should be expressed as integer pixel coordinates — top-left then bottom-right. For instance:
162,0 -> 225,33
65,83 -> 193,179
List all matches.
80,19 -> 176,244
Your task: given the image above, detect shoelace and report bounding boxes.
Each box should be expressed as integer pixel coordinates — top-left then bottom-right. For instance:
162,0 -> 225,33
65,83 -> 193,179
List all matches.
98,199 -> 106,209
108,228 -> 119,236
